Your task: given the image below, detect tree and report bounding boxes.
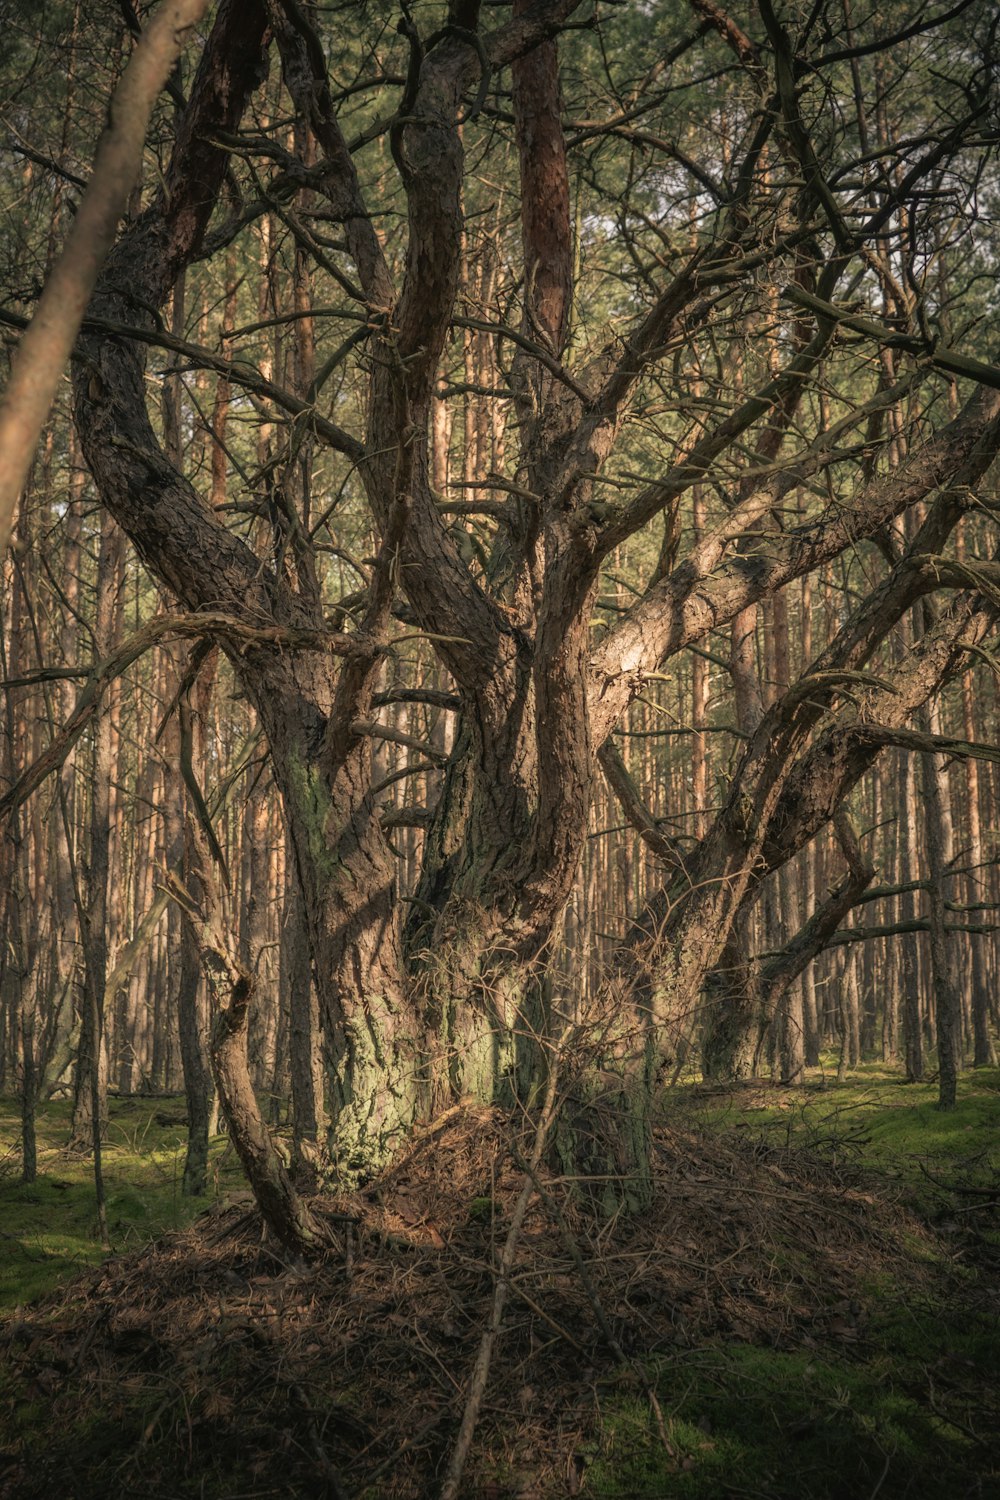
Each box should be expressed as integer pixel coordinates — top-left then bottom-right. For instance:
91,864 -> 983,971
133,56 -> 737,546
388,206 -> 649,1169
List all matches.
3,0 -> 1000,1227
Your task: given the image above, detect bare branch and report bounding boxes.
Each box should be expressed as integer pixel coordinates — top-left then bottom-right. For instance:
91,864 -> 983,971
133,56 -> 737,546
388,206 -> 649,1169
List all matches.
0,0 -> 212,557
0,613 -> 363,821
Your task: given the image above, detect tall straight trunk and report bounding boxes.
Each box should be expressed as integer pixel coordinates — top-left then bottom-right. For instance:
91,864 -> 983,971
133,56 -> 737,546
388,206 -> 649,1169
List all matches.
776,594 -> 803,1089
691,489 -> 709,839
53,434 -> 84,1047
69,519 -> 123,1246
898,749 -> 924,1080
267,829 -> 291,1121
119,705 -> 160,1092
780,909 -> 807,1082
176,662 -> 220,1194
240,764 -> 274,1093
960,669 -> 995,1064
18,982 -> 37,1183
3,518 -> 41,1180
149,907 -> 173,1091
70,514 -> 123,1154
284,865 -> 325,1185
801,841 -> 821,1065
797,567 -> 820,1066
836,944 -> 852,1083
922,735 -> 960,1109
847,945 -> 862,1065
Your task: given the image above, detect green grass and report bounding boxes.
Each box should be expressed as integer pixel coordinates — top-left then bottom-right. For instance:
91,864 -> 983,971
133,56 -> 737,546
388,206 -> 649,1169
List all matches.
2,1068 -> 999,1498
670,1062 -> 1000,1202
0,1095 -> 246,1308
579,1062 -> 1000,1498
585,1335 -> 988,1499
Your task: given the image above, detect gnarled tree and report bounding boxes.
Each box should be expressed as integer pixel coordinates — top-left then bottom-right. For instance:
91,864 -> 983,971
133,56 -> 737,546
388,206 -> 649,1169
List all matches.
5,0 -> 1000,1197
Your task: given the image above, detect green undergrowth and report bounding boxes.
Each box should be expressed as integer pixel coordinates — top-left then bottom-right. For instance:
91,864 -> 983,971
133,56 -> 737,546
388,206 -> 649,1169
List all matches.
670,1061 -> 1000,1212
583,1273 -> 999,1499
580,1063 -> 1000,1498
0,1095 -> 245,1308
585,1323 -> 994,1499
1,1070 -> 999,1497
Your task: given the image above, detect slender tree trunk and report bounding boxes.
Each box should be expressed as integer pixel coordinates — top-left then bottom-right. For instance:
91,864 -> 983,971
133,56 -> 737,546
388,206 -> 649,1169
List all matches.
176,668 -> 219,1195
240,768 -> 274,1093
70,514 -> 123,1155
899,750 -> 924,1080
836,945 -> 851,1083
801,843 -> 821,1065
922,737 -> 960,1109
212,972 -> 327,1260
960,670 -> 996,1064
780,861 -> 806,1084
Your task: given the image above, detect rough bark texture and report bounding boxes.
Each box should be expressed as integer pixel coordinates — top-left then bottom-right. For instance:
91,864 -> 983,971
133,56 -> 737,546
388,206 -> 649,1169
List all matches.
52,0 -> 1000,1220
211,974 -> 326,1260
176,675 -> 219,1197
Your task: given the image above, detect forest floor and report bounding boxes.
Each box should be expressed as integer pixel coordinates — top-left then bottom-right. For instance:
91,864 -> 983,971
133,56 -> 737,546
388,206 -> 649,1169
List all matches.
0,1064 -> 998,1500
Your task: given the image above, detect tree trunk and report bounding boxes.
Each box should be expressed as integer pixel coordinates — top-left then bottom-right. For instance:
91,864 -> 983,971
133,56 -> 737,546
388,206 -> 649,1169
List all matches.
898,750 -> 925,1080
922,737 -> 960,1109
961,669 -> 996,1066
176,668 -> 220,1196
70,513 -> 123,1153
212,972 -> 327,1260
284,866 -> 326,1187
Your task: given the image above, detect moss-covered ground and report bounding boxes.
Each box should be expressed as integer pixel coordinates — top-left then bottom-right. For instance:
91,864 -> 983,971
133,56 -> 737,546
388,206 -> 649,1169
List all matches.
0,1095 -> 246,1307
674,1059 -> 1000,1214
582,1064 -> 1000,1498
0,1067 -> 997,1498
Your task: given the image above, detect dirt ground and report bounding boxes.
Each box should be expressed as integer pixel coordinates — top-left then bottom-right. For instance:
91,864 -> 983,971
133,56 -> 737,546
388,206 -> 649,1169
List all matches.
1,1097 -> 997,1499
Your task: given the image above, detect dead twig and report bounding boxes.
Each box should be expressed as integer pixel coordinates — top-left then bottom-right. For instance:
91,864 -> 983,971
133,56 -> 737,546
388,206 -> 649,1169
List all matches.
437,1071 -> 560,1500
515,1154 -> 676,1460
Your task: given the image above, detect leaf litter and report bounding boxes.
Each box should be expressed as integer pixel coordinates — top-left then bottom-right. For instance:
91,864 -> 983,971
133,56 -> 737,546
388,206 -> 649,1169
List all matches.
1,1101 -> 997,1499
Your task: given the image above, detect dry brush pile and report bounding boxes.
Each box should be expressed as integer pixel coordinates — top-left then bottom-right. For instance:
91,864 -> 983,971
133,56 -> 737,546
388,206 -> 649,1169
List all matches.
3,1101 -> 995,1500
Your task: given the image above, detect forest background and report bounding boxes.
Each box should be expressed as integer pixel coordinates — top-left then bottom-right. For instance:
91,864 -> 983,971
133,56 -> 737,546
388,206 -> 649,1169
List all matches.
1,1 -> 1000,1494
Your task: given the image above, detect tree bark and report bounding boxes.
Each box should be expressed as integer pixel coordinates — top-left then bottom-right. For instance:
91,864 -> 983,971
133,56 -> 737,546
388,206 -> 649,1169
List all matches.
921,729 -> 961,1109
176,669 -> 219,1195
48,0 -> 1000,1222
212,973 -> 327,1261
70,513 -> 123,1156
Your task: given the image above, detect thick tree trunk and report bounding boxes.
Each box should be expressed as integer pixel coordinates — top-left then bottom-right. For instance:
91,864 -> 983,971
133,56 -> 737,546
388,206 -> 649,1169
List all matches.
265,706 -> 429,1178
56,0 -> 1000,1233
66,3 -> 436,1184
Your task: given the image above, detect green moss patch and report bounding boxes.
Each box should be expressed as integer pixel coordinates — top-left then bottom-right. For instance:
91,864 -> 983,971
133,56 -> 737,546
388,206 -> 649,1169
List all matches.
671,1063 -> 1000,1200
0,1096 -> 244,1309
585,1335 -> 990,1499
